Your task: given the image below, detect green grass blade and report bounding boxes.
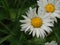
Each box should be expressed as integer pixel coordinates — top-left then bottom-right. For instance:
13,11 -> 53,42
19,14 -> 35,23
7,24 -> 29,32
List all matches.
0,21 -> 15,35
0,34 -> 12,44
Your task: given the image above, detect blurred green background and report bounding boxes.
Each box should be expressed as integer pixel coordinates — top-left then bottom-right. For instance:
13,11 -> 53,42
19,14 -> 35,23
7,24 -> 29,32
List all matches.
0,0 -> 60,45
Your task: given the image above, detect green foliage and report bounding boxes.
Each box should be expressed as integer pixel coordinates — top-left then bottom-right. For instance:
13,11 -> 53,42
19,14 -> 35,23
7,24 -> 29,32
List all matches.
0,0 -> 60,45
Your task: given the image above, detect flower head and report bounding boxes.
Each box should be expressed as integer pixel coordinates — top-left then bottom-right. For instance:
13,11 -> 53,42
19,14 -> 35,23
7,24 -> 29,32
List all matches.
20,7 -> 53,38
37,0 -> 60,22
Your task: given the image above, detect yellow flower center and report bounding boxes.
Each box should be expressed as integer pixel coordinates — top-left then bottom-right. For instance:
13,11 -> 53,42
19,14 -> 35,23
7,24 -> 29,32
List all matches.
45,4 -> 55,13
31,17 -> 42,28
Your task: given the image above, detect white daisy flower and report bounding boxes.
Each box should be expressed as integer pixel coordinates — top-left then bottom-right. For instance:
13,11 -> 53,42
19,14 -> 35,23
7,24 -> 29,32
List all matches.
37,0 -> 60,23
20,7 -> 53,38
45,41 -> 58,45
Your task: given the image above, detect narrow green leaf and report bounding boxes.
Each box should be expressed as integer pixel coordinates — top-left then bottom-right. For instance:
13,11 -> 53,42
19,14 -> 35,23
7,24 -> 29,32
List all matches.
9,9 -> 16,21
1,0 -> 10,18
14,0 -> 17,5
0,21 -> 15,35
54,32 -> 60,44
1,0 -> 9,11
0,29 -> 8,34
0,34 -> 12,44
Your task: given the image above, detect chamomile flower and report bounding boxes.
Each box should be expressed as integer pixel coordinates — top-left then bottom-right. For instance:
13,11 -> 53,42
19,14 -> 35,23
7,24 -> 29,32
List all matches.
45,41 -> 58,45
20,7 -> 53,38
37,0 -> 60,22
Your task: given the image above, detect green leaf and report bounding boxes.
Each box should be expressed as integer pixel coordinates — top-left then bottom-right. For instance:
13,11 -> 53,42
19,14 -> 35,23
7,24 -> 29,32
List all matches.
0,34 -> 12,44
27,38 -> 46,45
0,29 -> 8,34
53,29 -> 60,44
0,21 -> 15,35
1,0 -> 9,11
9,9 -> 16,21
8,35 -> 21,45
1,0 -> 10,18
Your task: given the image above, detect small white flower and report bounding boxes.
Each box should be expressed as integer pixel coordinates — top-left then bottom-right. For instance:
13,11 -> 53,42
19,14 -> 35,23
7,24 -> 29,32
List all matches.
37,0 -> 60,23
20,7 -> 53,38
45,41 -> 58,45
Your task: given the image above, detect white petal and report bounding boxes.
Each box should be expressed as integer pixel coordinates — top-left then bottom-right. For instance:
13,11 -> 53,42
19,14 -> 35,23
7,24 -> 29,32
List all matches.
45,42 -> 49,45
55,10 -> 60,14
20,20 -> 26,23
22,15 -> 28,19
29,30 -> 32,35
53,17 -> 57,23
54,13 -> 60,18
26,7 -> 34,18
48,0 -> 58,5
29,26 -> 34,35
38,7 -> 45,17
41,25 -> 52,33
33,8 -> 37,16
43,17 -> 53,23
20,20 -> 30,23
32,30 -> 35,37
45,41 -> 58,45
50,41 -> 58,45
42,13 -> 51,19
39,30 -> 42,38
26,12 -> 31,18
37,0 -> 47,7
48,15 -> 57,23
55,0 -> 60,7
39,29 -> 45,38
43,0 -> 48,6
21,25 -> 29,31
41,29 -> 46,36
48,0 -> 54,3
37,1 -> 43,7
43,22 -> 54,27
25,26 -> 31,32
29,7 -> 33,14
21,24 -> 29,29
35,29 -> 40,38
29,7 -> 34,17
27,7 -> 37,18
21,28 -> 25,31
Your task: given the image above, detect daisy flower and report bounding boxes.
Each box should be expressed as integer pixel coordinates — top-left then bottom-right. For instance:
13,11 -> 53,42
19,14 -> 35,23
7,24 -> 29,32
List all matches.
20,7 -> 53,38
37,0 -> 60,22
45,41 -> 58,45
